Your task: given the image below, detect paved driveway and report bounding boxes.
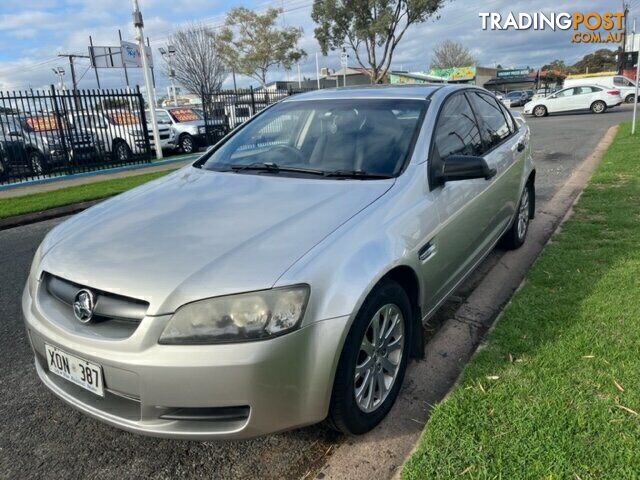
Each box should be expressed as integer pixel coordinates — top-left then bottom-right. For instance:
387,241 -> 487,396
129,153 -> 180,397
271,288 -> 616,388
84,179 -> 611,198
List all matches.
0,105 -> 634,480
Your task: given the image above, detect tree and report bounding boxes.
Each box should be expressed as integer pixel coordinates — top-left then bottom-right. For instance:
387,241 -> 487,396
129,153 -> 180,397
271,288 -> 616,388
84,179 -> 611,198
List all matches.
572,49 -> 616,74
312,0 -> 444,84
214,8 -> 306,88
168,24 -> 227,98
430,40 -> 476,69
541,59 -> 570,75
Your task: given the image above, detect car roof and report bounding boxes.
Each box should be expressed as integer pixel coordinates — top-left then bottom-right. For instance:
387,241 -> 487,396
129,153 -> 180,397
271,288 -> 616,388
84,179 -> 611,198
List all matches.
283,84 -> 459,101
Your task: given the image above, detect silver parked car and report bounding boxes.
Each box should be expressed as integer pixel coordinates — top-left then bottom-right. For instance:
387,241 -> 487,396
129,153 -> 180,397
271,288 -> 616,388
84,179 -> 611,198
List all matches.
23,85 -> 535,440
152,107 -> 206,153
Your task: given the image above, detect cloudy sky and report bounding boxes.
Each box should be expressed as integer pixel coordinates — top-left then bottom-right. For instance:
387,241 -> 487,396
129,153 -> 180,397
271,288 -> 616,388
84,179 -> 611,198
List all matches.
0,0 -> 636,93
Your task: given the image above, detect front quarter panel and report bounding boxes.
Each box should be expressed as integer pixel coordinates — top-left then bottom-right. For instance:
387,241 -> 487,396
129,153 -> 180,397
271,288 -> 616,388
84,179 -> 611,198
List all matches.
275,162 -> 436,328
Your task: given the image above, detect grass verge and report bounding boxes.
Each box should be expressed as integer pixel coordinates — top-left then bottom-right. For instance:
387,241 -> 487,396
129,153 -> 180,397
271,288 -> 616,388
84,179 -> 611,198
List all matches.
402,122 -> 640,479
0,170 -> 173,219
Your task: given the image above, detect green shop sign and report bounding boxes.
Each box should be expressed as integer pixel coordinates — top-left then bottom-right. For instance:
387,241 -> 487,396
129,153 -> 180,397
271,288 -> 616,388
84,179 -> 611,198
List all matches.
497,69 -> 531,78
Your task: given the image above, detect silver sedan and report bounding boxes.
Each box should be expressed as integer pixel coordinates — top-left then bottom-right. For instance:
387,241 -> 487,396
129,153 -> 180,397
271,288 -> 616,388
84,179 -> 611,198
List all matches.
23,85 -> 534,439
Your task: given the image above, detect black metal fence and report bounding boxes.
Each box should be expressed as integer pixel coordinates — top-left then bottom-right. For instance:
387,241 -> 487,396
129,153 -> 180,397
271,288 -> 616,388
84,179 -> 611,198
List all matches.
0,84 -> 322,186
0,86 -> 151,185
200,86 -> 319,146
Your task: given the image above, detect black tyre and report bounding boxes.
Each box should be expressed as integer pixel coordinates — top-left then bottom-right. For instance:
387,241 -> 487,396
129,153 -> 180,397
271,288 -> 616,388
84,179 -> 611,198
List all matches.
328,279 -> 412,435
625,94 -> 636,104
113,140 -> 132,161
533,105 -> 547,117
29,150 -> 48,175
501,181 -> 534,250
591,100 -> 607,114
179,134 -> 195,153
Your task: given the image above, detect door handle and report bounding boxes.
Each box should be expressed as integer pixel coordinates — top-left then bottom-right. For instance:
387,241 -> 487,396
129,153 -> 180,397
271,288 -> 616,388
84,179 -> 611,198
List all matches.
418,242 -> 437,262
517,142 -> 526,152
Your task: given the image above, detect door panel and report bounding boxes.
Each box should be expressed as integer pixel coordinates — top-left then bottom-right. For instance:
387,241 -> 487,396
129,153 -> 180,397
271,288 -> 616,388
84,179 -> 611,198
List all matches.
419,93 -> 492,309
548,87 -> 576,112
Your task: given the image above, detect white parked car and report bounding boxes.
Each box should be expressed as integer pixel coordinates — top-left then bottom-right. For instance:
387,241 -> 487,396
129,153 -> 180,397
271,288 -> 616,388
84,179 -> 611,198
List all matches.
523,85 -> 622,117
564,75 -> 637,104
69,110 -> 175,161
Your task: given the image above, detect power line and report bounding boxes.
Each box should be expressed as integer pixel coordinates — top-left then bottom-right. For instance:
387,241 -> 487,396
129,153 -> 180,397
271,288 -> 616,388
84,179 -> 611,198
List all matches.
0,56 -> 60,77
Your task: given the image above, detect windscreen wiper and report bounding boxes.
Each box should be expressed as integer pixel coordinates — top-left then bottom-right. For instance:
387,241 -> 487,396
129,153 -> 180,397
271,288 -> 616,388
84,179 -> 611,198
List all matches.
229,162 -> 325,176
323,169 -> 394,179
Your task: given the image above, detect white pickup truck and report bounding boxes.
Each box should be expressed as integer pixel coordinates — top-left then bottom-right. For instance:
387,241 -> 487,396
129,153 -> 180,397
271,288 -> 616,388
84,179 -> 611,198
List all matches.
68,109 -> 175,161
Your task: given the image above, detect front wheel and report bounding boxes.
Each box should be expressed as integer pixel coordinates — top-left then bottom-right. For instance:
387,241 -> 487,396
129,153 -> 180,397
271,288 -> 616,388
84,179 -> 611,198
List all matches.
179,134 -> 195,153
327,279 -> 412,435
533,105 -> 547,117
113,140 -> 132,162
29,150 -> 48,176
591,100 -> 607,114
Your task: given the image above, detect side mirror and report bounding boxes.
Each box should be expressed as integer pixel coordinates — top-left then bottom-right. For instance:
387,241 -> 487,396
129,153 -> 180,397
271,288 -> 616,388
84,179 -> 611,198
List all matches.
436,155 -> 496,183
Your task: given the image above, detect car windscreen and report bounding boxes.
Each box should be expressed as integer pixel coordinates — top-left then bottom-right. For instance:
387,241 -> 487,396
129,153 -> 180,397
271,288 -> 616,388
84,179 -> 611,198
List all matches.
151,110 -> 173,125
168,108 -> 202,123
199,98 -> 426,178
24,115 -> 61,132
106,111 -> 140,125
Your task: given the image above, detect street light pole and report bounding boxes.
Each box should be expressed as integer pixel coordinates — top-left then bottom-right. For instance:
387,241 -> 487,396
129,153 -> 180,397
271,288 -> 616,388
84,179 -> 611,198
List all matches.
159,46 -> 178,106
52,67 -> 65,90
131,0 -> 162,159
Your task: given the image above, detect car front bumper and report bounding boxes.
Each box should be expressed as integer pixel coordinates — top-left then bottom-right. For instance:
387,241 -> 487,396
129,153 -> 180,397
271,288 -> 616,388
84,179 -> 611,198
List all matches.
22,285 -> 348,440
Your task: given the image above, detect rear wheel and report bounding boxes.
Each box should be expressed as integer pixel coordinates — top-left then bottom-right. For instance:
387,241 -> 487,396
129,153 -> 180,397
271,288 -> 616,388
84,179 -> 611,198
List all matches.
533,105 -> 547,117
327,279 -> 412,435
591,100 -> 607,114
501,181 -> 533,250
625,94 -> 637,104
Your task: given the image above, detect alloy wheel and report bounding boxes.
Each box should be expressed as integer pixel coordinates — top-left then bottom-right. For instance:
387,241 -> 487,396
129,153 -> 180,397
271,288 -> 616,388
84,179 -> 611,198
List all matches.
116,143 -> 130,161
592,101 -> 605,113
181,136 -> 194,153
354,303 -> 404,413
30,152 -> 44,175
533,106 -> 546,117
517,187 -> 530,240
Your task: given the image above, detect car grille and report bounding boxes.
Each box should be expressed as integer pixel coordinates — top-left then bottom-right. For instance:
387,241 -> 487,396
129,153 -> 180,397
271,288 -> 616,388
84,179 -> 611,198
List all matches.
43,273 -> 149,323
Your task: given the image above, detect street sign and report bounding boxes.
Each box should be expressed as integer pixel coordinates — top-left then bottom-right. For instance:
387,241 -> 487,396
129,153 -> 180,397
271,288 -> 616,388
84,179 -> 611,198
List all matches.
120,41 -> 153,68
340,51 -> 348,68
88,46 -> 124,68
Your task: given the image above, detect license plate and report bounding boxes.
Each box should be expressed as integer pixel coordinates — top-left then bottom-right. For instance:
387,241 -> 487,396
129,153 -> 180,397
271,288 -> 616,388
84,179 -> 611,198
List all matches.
45,344 -> 104,397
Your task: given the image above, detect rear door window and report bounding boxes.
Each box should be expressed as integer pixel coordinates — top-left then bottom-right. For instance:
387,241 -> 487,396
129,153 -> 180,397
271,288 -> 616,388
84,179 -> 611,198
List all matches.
497,102 -> 516,133
467,92 -> 511,151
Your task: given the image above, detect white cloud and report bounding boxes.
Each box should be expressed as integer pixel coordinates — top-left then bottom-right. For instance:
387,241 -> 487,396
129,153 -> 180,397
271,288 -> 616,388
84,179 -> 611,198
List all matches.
0,0 -> 629,91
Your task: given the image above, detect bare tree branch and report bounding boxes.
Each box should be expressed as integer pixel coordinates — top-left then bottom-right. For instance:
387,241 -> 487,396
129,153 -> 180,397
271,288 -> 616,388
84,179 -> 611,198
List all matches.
430,40 -> 477,70
167,24 -> 227,98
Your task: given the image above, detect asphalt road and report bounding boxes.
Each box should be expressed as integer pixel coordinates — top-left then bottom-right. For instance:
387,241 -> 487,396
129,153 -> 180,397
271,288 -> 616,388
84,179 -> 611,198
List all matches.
0,104 -> 634,480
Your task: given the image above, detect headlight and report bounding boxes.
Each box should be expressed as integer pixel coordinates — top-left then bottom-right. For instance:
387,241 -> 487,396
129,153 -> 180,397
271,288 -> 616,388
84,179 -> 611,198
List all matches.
159,285 -> 310,345
28,245 -> 44,297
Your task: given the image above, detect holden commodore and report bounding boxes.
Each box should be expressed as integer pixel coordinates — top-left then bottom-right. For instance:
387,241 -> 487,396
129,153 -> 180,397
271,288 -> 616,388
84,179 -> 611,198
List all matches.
23,85 -> 535,439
